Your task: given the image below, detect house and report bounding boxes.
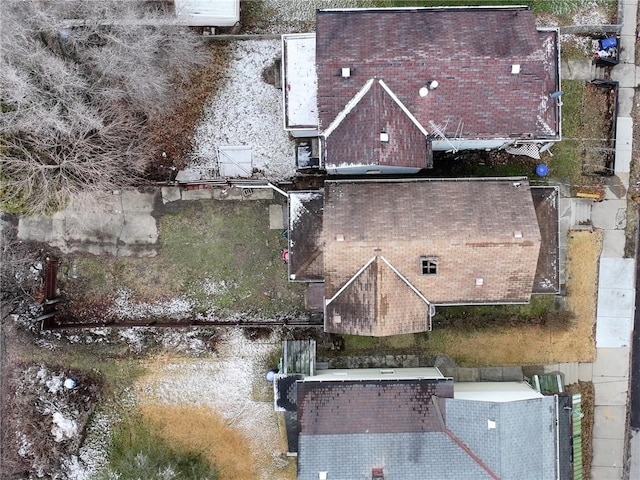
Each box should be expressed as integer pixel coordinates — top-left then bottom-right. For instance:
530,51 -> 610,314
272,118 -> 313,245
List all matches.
282,6 -> 561,174
289,177 -> 543,336
275,365 -> 567,480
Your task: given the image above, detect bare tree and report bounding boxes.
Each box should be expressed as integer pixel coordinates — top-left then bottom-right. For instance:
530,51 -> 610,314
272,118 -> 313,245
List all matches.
1,0 -> 208,215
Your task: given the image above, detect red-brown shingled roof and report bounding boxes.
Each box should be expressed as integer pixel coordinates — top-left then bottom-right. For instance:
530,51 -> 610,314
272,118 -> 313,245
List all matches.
317,7 -> 560,168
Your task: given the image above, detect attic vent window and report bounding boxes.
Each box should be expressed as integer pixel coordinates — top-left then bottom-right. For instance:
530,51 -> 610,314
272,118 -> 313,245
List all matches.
511,64 -> 521,74
372,468 -> 384,479
341,67 -> 351,78
380,132 -> 389,142
475,278 -> 484,286
420,257 -> 438,275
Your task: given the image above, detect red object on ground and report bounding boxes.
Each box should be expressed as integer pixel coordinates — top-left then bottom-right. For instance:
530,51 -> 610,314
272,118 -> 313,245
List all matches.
282,249 -> 289,264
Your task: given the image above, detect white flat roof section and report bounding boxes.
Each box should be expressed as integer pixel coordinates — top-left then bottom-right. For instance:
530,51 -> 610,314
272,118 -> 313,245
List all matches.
306,367 -> 445,381
596,257 -> 635,348
174,0 -> 239,26
282,34 -> 318,130
454,382 -> 543,402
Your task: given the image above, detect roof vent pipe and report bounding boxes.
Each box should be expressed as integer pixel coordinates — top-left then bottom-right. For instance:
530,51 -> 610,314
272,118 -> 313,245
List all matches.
419,81 -> 438,97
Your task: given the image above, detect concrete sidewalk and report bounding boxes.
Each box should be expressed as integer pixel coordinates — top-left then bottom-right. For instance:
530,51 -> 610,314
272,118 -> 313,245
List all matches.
589,1 -> 638,479
559,1 -> 638,477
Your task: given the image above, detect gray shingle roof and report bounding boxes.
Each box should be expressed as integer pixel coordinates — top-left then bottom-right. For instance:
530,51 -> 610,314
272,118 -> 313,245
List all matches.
297,381 -> 559,480
445,397 -> 558,480
298,432 -> 493,480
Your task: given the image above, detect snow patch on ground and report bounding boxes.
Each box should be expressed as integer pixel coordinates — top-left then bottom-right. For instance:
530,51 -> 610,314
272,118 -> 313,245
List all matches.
109,289 -> 194,320
190,41 -> 297,181
251,0 -> 362,32
51,412 -> 78,442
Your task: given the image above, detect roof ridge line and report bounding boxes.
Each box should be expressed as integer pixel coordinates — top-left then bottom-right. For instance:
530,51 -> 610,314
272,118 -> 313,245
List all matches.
432,395 -> 499,479
377,79 -> 429,137
323,78 -> 375,138
325,255 -> 377,306
444,428 -> 501,480
379,256 -> 430,306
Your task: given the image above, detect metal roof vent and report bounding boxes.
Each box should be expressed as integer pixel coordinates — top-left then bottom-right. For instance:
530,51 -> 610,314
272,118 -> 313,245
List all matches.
419,80 -> 439,97
511,64 -> 521,74
487,420 -> 497,430
336,234 -> 345,242
514,231 -> 523,238
341,67 -> 351,78
380,132 -> 389,142
319,472 -> 328,480
333,315 -> 341,324
475,278 -> 484,286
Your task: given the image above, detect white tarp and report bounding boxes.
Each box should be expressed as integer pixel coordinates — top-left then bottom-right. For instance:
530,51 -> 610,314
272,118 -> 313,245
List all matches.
174,0 -> 239,26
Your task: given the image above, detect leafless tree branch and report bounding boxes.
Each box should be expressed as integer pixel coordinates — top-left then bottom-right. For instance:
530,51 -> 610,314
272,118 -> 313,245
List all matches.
1,0 -> 208,214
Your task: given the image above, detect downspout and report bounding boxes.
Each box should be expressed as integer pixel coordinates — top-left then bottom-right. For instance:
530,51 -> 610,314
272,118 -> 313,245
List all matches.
233,182 -> 289,198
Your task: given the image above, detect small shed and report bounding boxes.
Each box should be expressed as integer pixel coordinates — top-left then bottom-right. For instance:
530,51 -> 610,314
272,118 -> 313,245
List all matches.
174,0 -> 240,27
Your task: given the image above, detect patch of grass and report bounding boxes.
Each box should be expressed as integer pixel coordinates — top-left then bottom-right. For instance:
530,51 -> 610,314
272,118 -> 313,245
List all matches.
63,200 -> 306,320
103,411 -> 218,480
342,333 -> 418,354
139,405 -> 257,480
433,294 -> 558,329
20,339 -> 146,395
547,80 -> 585,187
159,200 -> 305,315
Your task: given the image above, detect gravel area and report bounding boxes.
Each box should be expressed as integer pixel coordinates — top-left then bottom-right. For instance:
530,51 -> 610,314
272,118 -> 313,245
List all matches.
189,40 -> 297,181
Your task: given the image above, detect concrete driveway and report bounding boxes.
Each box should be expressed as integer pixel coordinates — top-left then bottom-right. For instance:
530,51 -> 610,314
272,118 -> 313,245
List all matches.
17,190 -> 159,257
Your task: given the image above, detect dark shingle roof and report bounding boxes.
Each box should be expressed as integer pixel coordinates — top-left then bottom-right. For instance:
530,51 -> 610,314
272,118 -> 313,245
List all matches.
297,379 -> 454,435
323,178 -> 541,336
317,7 -> 559,139
288,191 -> 324,281
323,79 -> 432,170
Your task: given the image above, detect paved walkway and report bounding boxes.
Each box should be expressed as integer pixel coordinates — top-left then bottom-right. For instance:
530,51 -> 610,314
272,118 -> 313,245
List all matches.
568,2 -> 640,479
559,2 -> 638,478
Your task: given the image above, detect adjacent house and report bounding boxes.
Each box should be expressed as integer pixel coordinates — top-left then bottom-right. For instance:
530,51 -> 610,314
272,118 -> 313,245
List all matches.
289,177 -> 544,336
274,363 -> 568,480
282,6 -> 561,174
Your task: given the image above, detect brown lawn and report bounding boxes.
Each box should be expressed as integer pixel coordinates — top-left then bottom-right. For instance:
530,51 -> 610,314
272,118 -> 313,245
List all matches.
429,230 -> 601,366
